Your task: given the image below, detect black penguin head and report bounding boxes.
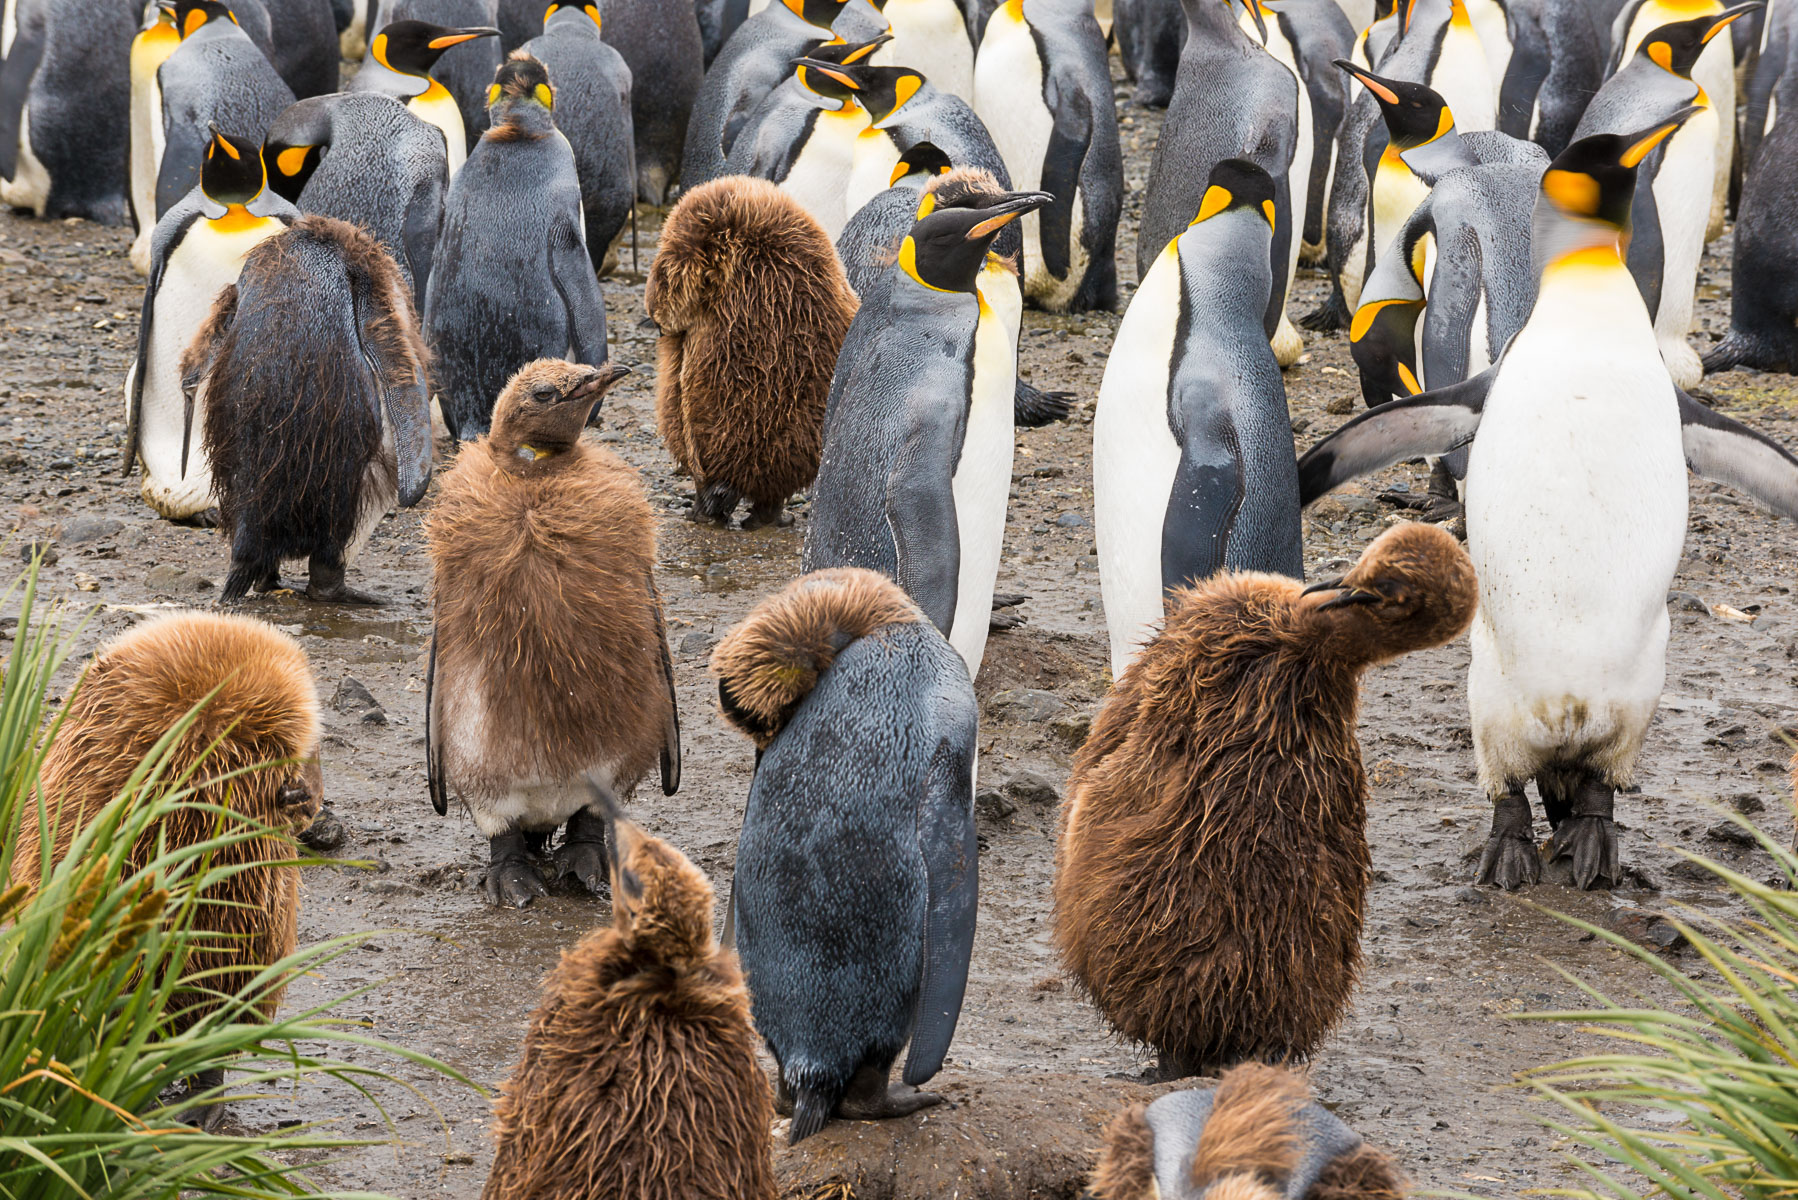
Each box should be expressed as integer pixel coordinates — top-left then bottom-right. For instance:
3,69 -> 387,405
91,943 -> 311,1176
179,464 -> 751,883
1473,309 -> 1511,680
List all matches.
791,56 -> 863,105
1188,157 -> 1276,230
263,95 -> 342,201
487,52 -> 556,116
371,20 -> 499,77
1542,114 -> 1695,229
830,63 -> 926,124
890,141 -> 953,187
490,359 -> 631,463
779,0 -> 854,29
161,0 -> 236,38
1334,61 -> 1455,150
199,123 -> 267,208
899,189 -> 1052,293
541,1 -> 602,31
1635,3 -> 1758,77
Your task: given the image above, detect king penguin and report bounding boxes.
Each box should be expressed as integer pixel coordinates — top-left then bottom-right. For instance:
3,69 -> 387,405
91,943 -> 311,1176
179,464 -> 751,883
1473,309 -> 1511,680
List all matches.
129,3 -> 183,274
1252,0 -> 1356,263
123,124 -> 297,523
1295,117 -> 1798,892
593,0 -> 702,204
1575,4 -> 1758,387
725,53 -> 871,241
1490,0 -> 1604,155
802,186 -> 1052,680
351,19 -> 499,175
972,0 -> 1122,312
1233,0 -> 1316,339
1704,104 -> 1798,375
1095,159 -> 1301,681
868,0 -> 976,100
1115,0 -> 1185,106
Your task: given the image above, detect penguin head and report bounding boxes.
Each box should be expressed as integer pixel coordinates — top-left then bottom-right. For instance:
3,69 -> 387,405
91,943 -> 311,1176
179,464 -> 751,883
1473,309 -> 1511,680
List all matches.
1636,3 -> 1759,77
1233,0 -> 1274,46
1533,112 -> 1699,269
791,56 -> 863,105
199,123 -> 267,209
264,95 -> 341,201
899,188 -> 1052,293
830,63 -> 927,125
1299,522 -> 1478,663
371,20 -> 499,77
890,141 -> 953,188
161,0 -> 236,38
489,359 -> 632,466
540,1 -> 601,31
582,779 -> 716,964
1334,61 -> 1455,151
1188,157 -> 1277,232
486,52 -> 557,127
779,0 -> 855,30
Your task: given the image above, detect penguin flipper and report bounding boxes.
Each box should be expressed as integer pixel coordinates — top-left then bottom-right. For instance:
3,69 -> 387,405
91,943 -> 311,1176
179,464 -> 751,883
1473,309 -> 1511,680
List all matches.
1627,150 -> 1666,321
0,16 -> 45,182
1677,388 -> 1798,522
549,210 -> 609,366
156,118 -> 210,220
884,406 -> 962,634
1038,90 -> 1093,283
1297,371 -> 1492,505
1014,379 -> 1073,427
647,568 -> 682,796
426,631 -> 448,816
350,259 -> 432,507
1419,221 -> 1478,388
902,701 -> 979,1088
176,283 -> 239,480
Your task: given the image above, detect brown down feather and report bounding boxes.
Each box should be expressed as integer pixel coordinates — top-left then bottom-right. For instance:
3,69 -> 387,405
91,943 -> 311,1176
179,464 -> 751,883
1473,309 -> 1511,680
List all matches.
709,567 -> 921,748
646,176 -> 858,511
1054,523 -> 1477,1073
427,362 -> 671,824
10,612 -> 322,1025
1189,1063 -> 1306,1192
483,820 -> 775,1200
1087,1104 -> 1158,1200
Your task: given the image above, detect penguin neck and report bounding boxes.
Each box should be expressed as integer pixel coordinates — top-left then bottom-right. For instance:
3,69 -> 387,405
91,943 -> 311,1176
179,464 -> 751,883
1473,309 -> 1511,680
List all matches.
491,432 -> 573,472
1396,127 -> 1475,182
204,201 -> 269,233
486,101 -> 556,141
1530,210 -> 1633,293
544,9 -> 601,38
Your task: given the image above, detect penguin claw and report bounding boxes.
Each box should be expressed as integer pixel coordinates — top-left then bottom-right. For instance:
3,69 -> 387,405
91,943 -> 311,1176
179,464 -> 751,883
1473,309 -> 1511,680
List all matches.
1476,832 -> 1541,890
1548,817 -> 1619,891
553,839 -> 610,896
486,860 -> 549,908
835,1082 -> 944,1121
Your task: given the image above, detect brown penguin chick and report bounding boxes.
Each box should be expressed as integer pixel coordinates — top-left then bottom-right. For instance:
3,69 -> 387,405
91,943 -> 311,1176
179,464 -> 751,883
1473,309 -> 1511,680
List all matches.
1089,1063 -> 1407,1200
10,612 -> 323,1028
1055,522 -> 1478,1078
483,784 -> 776,1200
645,174 -> 858,530
425,358 -> 682,909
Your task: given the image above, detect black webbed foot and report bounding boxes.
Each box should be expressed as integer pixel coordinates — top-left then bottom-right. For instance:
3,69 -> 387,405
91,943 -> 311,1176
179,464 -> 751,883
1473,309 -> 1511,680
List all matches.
552,808 -> 609,896
836,1064 -> 942,1121
1548,780 -> 1619,890
486,832 -> 549,908
1477,789 -> 1540,890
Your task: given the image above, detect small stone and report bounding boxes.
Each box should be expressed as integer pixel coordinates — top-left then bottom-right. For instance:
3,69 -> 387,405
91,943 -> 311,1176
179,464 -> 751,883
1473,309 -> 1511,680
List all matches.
0,451 -> 26,471
60,515 -> 121,543
1054,511 -> 1090,528
990,688 -> 1066,723
297,807 -> 348,853
47,458 -> 72,472
73,573 -> 98,592
332,677 -> 377,714
1731,793 -> 1766,815
1666,590 -> 1709,613
1032,465 -> 1064,479
1324,395 -> 1356,415
1704,821 -> 1757,846
1454,887 -> 1487,905
144,564 -> 209,593
1004,770 -> 1060,806
1290,416 -> 1310,434
1605,905 -> 1689,952
1049,710 -> 1092,748
364,878 -> 423,898
19,540 -> 56,566
975,790 -> 1016,822
680,630 -> 718,655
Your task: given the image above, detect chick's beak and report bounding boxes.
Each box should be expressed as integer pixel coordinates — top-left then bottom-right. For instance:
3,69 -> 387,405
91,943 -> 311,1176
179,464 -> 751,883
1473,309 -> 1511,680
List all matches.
1301,577 -> 1382,610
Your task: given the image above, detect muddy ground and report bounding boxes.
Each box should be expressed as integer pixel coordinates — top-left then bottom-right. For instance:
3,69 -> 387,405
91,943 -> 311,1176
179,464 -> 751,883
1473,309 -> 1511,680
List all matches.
3,54 -> 1797,1200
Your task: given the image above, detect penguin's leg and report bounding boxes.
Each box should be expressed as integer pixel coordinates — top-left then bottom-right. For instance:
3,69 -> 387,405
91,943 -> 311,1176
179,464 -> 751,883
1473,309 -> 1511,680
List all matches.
690,480 -> 740,525
740,495 -> 794,530
1417,457 -> 1465,523
486,830 -> 550,908
305,547 -> 385,606
521,828 -> 553,857
1476,784 -> 1541,890
179,1066 -> 228,1132
222,515 -> 284,602
172,508 -> 222,529
551,805 -> 609,896
1546,777 -> 1619,892
1535,765 -> 1580,831
833,1062 -> 943,1121
1151,1048 -> 1206,1082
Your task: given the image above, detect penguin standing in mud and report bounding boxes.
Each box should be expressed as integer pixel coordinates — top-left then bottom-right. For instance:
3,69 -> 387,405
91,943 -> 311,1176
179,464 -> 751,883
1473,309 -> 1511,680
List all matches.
428,359 -> 680,908
803,186 -> 1051,679
1297,121 -> 1798,892
150,0 -> 294,218
0,0 -> 136,224
1575,5 -> 1759,388
1705,112 -> 1798,375
352,19 -> 499,175
1096,160 -> 1301,682
972,0 -> 1122,313
521,3 -> 635,272
424,54 -> 609,440
726,53 -> 870,240
183,215 -> 432,603
713,568 -> 978,1144
124,125 -> 296,524
264,92 -> 448,301
129,5 -> 183,272
1058,522 -> 1478,1078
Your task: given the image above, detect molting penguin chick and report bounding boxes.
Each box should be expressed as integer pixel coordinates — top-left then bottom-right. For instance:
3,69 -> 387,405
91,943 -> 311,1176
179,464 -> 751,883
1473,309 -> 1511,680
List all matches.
423,53 -> 610,441
1055,522 -> 1478,1078
646,175 -> 858,529
1089,1063 -> 1408,1200
483,784 -> 775,1200
185,214 -> 432,604
12,613 -> 323,1034
713,568 -> 978,1143
427,359 -> 680,909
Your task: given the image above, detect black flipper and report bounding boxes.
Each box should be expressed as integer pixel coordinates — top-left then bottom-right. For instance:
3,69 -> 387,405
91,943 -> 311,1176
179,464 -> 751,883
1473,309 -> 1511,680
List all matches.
1038,90 -> 1091,283
902,702 -> 978,1087
1495,36 -> 1552,140
350,262 -> 432,507
1264,167 -> 1293,339
0,15 -> 45,181
177,281 -> 238,480
1677,388 -> 1798,519
1014,379 -> 1072,427
123,211 -> 202,476
1297,370 -> 1493,505
885,397 -> 964,635
1161,383 -> 1241,593
648,568 -> 682,795
548,209 -> 609,367
1419,222 -> 1479,388
156,116 -> 209,219
425,631 -> 447,816
1627,143 -> 1667,321
400,171 -> 441,301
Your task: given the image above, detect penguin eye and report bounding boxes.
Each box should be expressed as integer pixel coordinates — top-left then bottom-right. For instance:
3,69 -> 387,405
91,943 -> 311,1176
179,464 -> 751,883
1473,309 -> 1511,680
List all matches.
532,386 -> 558,402
621,869 -> 643,900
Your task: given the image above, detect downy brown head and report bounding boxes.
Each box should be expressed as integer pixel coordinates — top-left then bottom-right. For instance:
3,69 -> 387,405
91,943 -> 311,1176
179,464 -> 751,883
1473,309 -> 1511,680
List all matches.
1298,520 -> 1477,663
488,358 -> 631,469
584,779 -> 715,967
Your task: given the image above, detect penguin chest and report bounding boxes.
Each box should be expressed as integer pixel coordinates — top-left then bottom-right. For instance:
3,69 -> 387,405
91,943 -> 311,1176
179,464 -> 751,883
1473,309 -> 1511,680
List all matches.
973,9 -> 1062,270
945,274 -> 1021,679
130,30 -> 178,238
2,0 -> 15,58
1648,107 -> 1717,336
1431,19 -> 1497,131
1093,242 -> 1184,679
846,128 -> 903,218
409,84 -> 467,175
875,0 -> 975,100
779,106 -> 868,241
1369,157 -> 1429,264
1462,0 -> 1512,88
1249,23 -> 1312,291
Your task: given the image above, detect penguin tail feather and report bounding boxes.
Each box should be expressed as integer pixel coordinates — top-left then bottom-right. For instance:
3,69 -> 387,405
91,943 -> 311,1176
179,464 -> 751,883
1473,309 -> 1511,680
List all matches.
789,1084 -> 840,1144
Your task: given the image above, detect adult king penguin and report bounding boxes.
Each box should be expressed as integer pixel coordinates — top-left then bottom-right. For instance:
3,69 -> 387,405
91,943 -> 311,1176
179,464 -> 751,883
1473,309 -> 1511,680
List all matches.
972,0 -> 1122,312
1114,0 -> 1185,106
868,0 -> 976,100
1232,0 -> 1315,328
124,124 -> 296,523
1095,160 -> 1301,681
1575,5 -> 1759,388
129,5 -> 182,273
352,19 -> 499,175
1704,112 -> 1798,375
803,186 -> 1051,680
599,0 -> 701,204
726,52 -> 871,241
1489,0 -> 1604,156
1296,120 -> 1798,891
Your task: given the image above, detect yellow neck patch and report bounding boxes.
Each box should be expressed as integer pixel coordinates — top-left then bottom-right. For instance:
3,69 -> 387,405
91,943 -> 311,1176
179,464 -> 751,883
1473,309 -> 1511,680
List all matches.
1545,242 -> 1625,278
1349,297 -> 1412,342
275,145 -> 311,176
914,192 -> 937,218
898,236 -> 954,292
419,78 -> 453,104
1542,168 -> 1599,215
518,444 -> 552,461
1191,184 -> 1232,224
208,203 -> 265,233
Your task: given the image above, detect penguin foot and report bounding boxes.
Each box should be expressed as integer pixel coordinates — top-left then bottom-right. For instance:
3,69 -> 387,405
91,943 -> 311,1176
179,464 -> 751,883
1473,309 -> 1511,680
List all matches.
740,500 -> 794,530
306,579 -> 385,606
172,508 -> 221,529
552,808 -> 610,896
691,482 -> 741,525
836,1067 -> 942,1121
1150,1050 -> 1206,1082
171,1068 -> 228,1131
1547,781 -> 1618,890
486,832 -> 549,908
1476,790 -> 1540,890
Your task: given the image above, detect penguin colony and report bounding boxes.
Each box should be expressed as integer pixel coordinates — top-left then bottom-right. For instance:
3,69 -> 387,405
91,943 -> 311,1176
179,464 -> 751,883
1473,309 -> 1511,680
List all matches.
6,0 -> 1798,1186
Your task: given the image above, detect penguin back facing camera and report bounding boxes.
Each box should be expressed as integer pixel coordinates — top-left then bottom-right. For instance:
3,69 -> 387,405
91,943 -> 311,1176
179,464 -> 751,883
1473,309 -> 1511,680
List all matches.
802,184 -> 1051,679
591,0 -> 702,205
521,3 -> 635,272
1705,112 -> 1798,375
1096,158 -> 1302,681
265,91 -> 449,301
713,568 -> 978,1143
423,53 -> 610,440
427,359 -> 680,909
646,175 -> 858,529
352,14 -> 501,172
726,46 -> 879,240
1113,0 -> 1185,107
124,123 -> 297,523
261,0 -> 339,100
184,214 -> 433,604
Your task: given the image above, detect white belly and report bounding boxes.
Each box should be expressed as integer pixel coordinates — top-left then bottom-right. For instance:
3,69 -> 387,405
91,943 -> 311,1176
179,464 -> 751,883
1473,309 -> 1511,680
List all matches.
130,37 -> 175,275
1,107 -> 50,214
779,108 -> 867,241
1649,109 -> 1716,388
873,0 -> 974,101
1267,29 -> 1311,338
410,89 -> 467,176
133,218 -> 284,519
1094,240 -> 1183,680
1462,262 -> 1686,789
1463,0 -> 1512,96
1431,22 -> 1496,131
2,0 -> 16,59
845,128 -> 902,219
946,266 -> 1020,680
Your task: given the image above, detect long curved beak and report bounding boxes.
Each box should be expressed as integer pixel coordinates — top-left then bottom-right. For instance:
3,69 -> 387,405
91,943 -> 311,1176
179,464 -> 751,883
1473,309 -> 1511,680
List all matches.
429,25 -> 499,48
1300,577 -> 1382,609
967,191 -> 1054,238
1703,1 -> 1761,42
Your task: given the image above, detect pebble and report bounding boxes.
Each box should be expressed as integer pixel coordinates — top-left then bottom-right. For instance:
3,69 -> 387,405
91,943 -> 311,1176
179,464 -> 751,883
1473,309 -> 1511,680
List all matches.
332,677 -> 378,714
1055,511 -> 1090,528
1049,710 -> 1092,748
680,630 -> 718,654
1605,904 -> 1688,952
975,790 -> 1017,822
1004,770 -> 1061,806
1666,590 -> 1709,613
19,540 -> 56,566
989,688 -> 1066,724
1703,820 -> 1758,846
60,515 -> 121,543
144,564 -> 210,593
1324,395 -> 1356,415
